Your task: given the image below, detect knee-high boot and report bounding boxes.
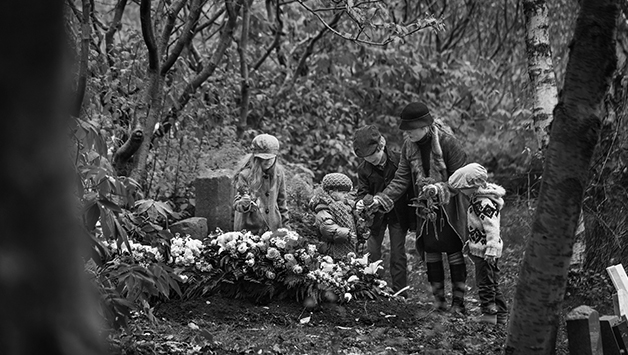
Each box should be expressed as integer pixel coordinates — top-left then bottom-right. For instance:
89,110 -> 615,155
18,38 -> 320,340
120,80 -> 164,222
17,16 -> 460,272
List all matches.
450,262 -> 467,315
426,262 -> 447,311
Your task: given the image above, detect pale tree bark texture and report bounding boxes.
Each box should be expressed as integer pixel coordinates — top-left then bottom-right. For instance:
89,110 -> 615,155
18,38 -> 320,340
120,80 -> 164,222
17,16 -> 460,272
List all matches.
505,0 -> 619,354
523,0 -> 558,152
0,1 -> 105,354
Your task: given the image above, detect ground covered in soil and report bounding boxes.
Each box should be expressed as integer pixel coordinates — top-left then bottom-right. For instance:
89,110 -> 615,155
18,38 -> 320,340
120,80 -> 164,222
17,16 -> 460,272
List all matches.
107,201 -> 613,355
110,291 -> 518,355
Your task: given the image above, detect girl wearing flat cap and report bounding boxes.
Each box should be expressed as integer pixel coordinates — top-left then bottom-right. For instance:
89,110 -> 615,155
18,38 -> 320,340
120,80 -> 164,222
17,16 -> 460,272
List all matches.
371,102 -> 469,315
233,134 -> 289,235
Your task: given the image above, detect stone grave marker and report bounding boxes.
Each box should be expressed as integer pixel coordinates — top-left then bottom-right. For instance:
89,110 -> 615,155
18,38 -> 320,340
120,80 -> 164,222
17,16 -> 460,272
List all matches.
169,217 -> 208,240
599,315 -> 622,355
195,169 -> 235,233
613,316 -> 628,353
607,264 -> 628,319
566,305 -> 603,355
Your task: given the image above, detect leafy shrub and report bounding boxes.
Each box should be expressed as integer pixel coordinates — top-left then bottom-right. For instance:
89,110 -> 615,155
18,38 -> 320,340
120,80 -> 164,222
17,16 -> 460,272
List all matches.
88,239 -> 183,329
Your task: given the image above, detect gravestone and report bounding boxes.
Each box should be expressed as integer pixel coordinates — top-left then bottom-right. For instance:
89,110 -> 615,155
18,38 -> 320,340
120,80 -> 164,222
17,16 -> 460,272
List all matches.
169,217 -> 208,240
195,169 -> 235,233
607,264 -> 628,318
566,305 -> 603,355
599,315 -> 622,355
613,317 -> 628,352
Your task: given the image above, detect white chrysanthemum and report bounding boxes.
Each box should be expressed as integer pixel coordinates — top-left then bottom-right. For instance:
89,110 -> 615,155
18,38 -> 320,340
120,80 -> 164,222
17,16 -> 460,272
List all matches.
266,247 -> 280,260
261,231 -> 272,241
275,239 -> 286,249
292,265 -> 303,274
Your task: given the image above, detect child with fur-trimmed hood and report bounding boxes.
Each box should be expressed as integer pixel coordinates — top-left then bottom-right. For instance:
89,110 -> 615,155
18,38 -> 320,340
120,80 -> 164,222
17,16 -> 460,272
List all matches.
309,173 -> 360,260
449,163 -> 508,325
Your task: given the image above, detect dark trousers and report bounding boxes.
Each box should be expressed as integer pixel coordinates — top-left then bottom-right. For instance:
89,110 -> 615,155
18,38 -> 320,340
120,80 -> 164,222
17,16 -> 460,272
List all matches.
470,255 -> 508,315
367,218 -> 408,292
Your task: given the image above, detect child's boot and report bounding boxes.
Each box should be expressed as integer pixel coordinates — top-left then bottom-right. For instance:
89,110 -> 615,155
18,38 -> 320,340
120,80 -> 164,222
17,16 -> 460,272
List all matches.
475,313 -> 497,325
449,263 -> 467,316
496,312 -> 508,325
426,262 -> 447,311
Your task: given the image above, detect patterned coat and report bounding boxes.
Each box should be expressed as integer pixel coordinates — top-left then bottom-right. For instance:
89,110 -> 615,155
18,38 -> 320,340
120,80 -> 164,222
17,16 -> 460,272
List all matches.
467,183 -> 506,259
309,189 -> 357,260
233,164 -> 289,235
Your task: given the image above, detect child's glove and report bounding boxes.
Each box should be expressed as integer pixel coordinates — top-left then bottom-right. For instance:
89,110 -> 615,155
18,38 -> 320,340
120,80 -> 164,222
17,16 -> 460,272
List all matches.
422,183 -> 451,206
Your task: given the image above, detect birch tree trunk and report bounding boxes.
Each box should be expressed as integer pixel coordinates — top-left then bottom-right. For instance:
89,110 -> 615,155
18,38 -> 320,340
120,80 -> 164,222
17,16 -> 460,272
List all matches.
0,1 -> 105,353
523,0 -> 558,152
505,0 -> 619,353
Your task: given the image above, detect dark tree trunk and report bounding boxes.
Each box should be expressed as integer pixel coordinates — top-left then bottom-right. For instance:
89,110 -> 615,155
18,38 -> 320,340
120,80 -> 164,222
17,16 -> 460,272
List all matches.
583,8 -> 628,272
0,1 -> 106,354
505,0 -> 619,353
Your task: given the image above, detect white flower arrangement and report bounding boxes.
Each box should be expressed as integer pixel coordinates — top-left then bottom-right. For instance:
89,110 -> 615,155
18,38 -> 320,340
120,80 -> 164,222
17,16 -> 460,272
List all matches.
171,234 -> 204,267
103,239 -> 164,264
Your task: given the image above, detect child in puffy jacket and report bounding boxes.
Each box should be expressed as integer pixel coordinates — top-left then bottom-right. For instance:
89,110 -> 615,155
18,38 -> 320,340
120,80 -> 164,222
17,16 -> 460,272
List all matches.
448,163 -> 508,325
309,173 -> 362,260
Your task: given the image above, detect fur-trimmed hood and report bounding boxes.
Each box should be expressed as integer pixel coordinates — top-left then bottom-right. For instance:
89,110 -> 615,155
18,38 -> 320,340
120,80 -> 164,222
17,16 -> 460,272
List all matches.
474,183 -> 506,210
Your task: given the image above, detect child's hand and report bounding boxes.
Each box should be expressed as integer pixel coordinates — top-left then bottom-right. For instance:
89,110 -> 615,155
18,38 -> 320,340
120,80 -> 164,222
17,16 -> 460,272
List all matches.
240,194 -> 252,208
485,255 -> 496,265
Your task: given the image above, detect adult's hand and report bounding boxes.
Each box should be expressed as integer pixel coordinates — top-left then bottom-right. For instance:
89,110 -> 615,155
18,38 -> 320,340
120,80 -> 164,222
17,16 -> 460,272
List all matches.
356,199 -> 365,213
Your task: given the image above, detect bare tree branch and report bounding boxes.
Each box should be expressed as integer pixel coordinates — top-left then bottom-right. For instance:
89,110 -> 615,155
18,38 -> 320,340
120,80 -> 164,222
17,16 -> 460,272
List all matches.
74,0 -> 91,117
252,0 -> 284,71
140,0 -> 159,72
162,0 -> 204,75
238,0 -> 251,130
105,0 -> 128,67
159,0 -> 188,55
294,0 -> 442,46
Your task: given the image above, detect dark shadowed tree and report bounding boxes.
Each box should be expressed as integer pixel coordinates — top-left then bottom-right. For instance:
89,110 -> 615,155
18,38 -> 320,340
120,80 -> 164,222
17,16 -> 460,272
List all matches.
505,0 -> 619,353
0,1 -> 106,354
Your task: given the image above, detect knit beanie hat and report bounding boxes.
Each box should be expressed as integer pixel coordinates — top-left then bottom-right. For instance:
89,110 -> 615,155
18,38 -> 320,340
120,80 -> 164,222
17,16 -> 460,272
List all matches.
399,102 -> 434,131
448,163 -> 488,189
322,173 -> 353,192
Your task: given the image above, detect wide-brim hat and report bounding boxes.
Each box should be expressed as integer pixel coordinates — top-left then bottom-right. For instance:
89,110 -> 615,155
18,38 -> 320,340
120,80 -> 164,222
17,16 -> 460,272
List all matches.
399,102 -> 434,131
252,134 -> 279,159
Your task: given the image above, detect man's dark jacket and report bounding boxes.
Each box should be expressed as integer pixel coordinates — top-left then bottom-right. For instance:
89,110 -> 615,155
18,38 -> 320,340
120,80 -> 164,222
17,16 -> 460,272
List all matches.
356,147 -> 416,231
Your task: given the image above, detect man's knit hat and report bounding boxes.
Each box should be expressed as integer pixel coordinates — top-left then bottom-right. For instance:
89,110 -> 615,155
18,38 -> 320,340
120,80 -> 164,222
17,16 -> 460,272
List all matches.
353,125 -> 382,157
322,173 -> 353,192
399,102 -> 434,131
448,163 -> 488,189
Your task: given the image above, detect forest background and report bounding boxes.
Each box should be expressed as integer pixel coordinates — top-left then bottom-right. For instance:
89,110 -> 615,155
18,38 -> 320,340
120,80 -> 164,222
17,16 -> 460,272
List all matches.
52,0 -> 628,353
70,0 -> 628,271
